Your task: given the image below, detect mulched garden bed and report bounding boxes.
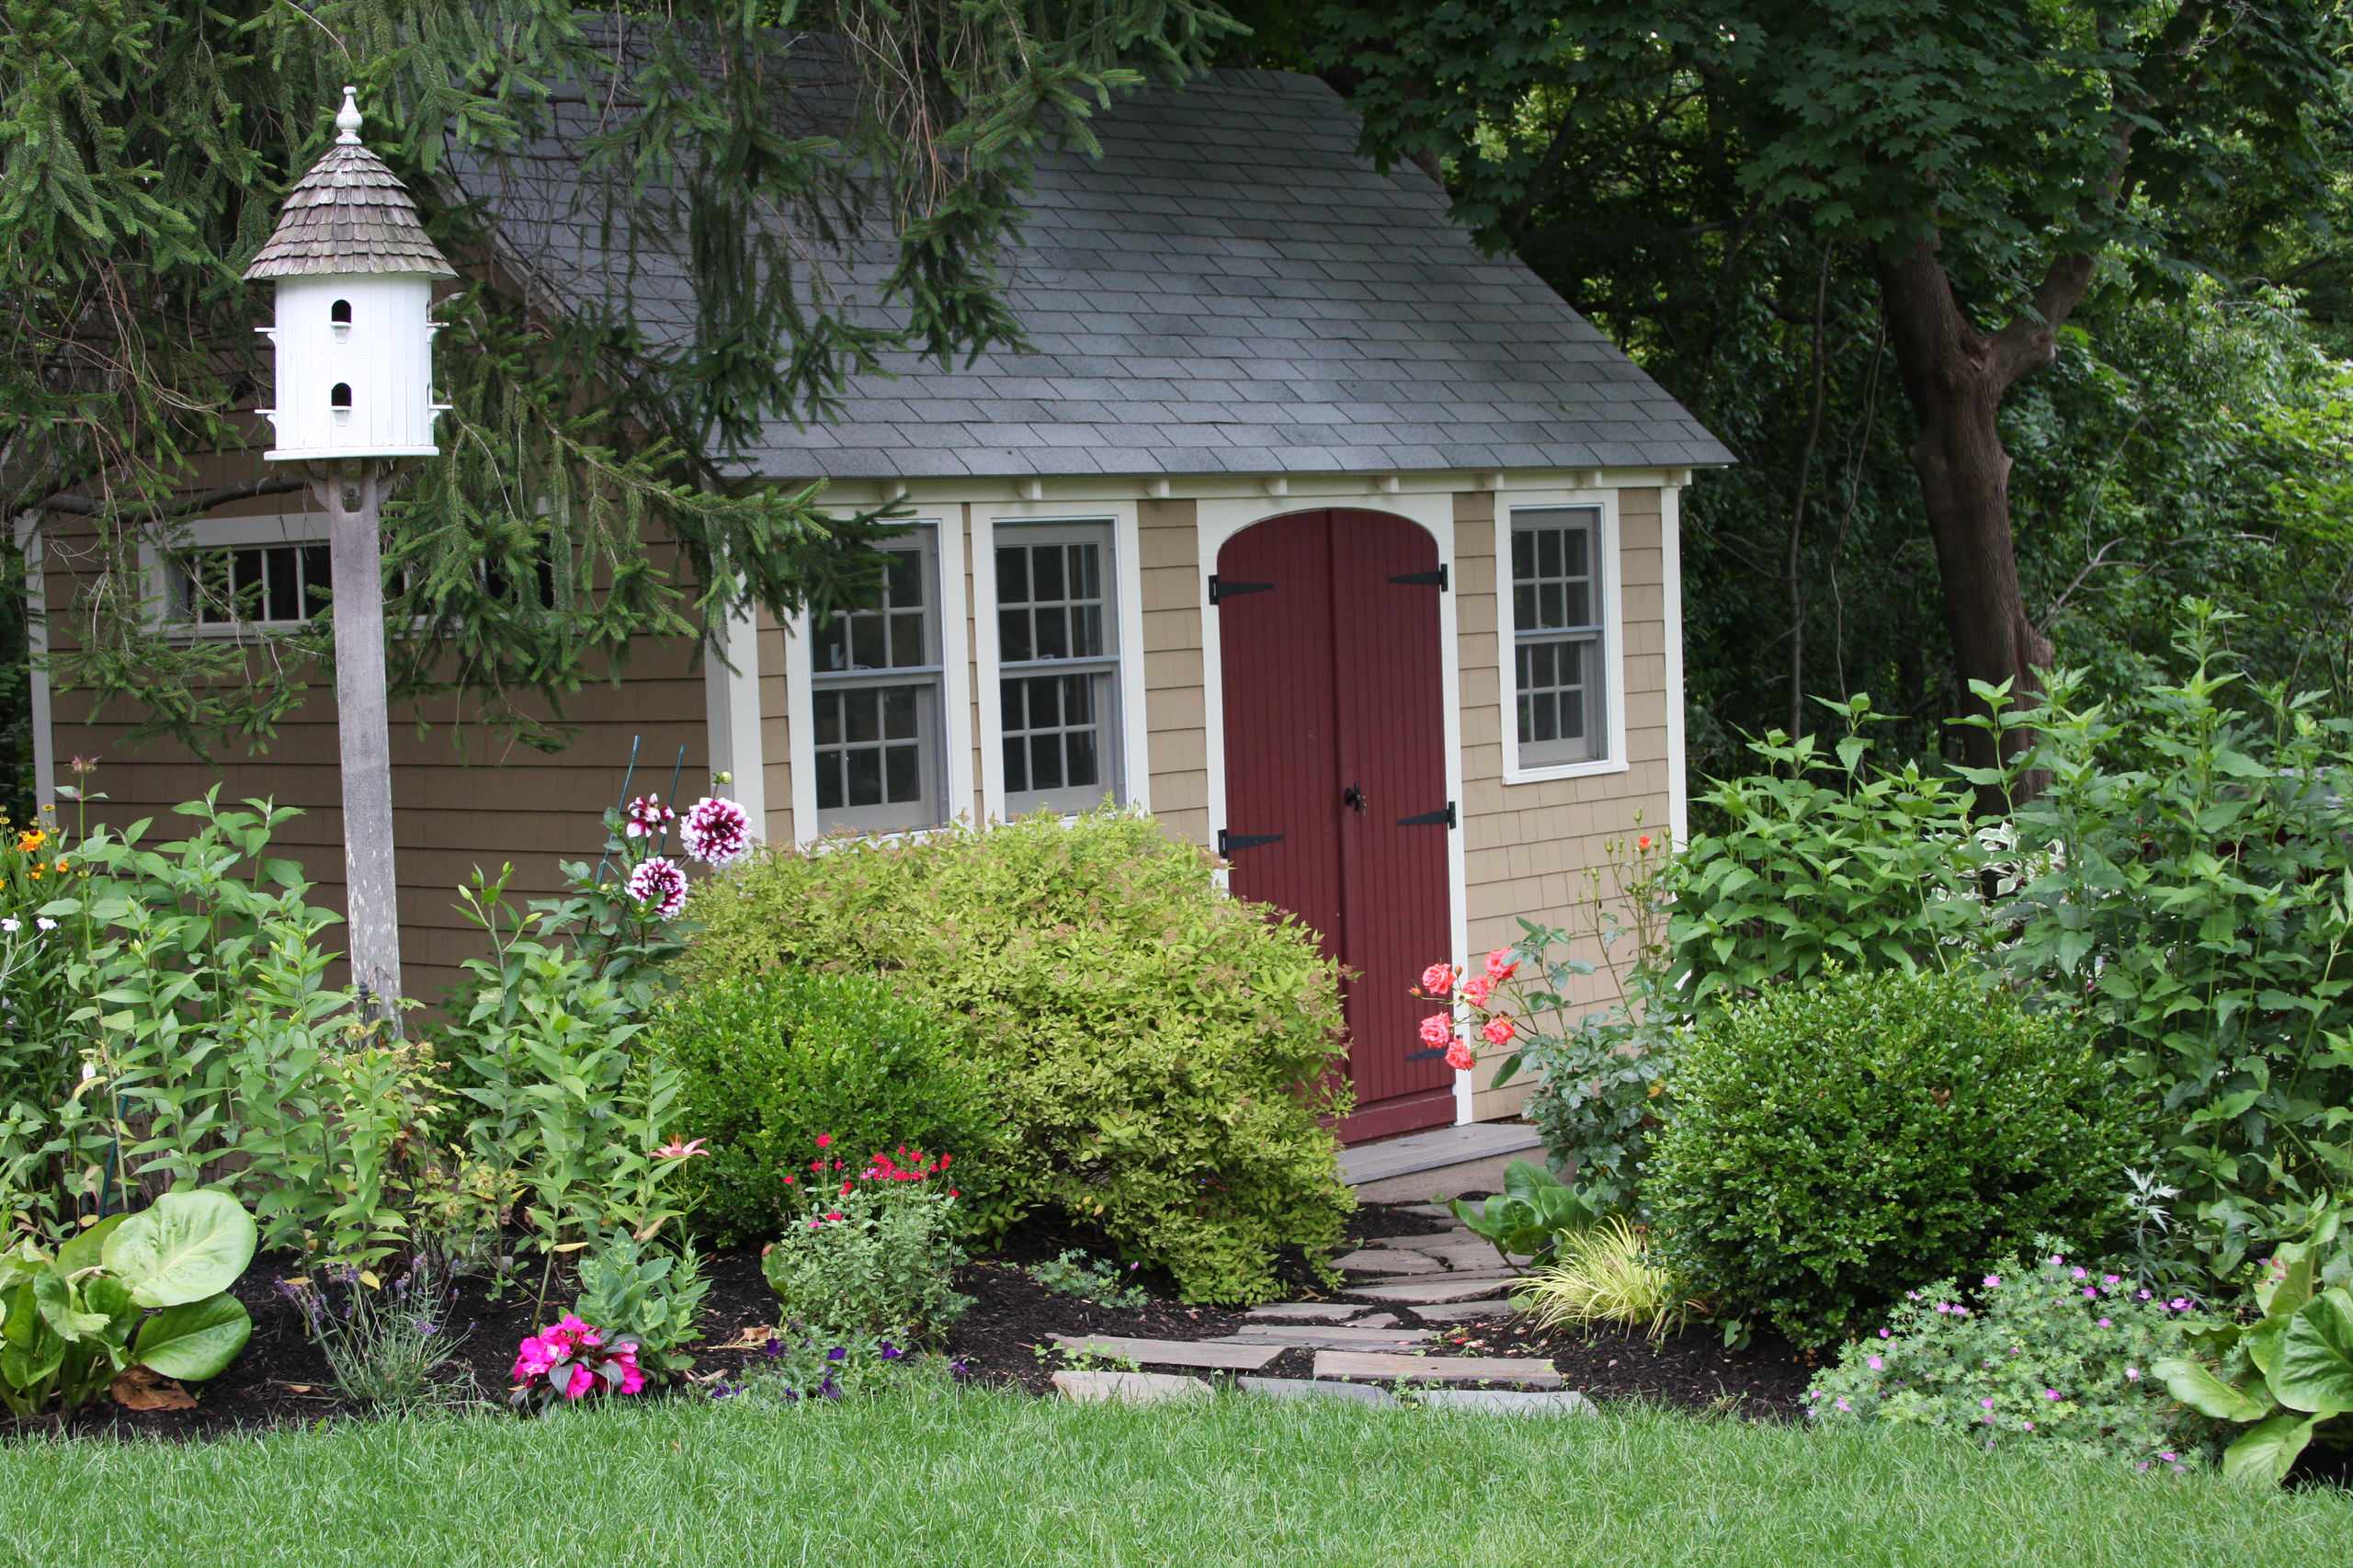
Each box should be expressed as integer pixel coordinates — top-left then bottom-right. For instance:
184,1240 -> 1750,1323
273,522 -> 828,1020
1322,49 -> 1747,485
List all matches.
1436,1317 -> 1820,1419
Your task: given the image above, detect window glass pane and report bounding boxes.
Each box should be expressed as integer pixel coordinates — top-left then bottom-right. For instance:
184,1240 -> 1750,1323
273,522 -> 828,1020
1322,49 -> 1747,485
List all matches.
1530,691 -> 1557,743
886,548 -> 923,607
1511,528 -> 1533,579
850,615 -> 887,670
1563,580 -> 1591,627
233,548 -> 264,612
1565,528 -> 1589,579
846,746 -> 882,807
999,608 -> 1031,663
845,689 -> 880,744
1032,544 -> 1064,601
1028,675 -> 1061,728
813,689 -> 842,748
266,546 -> 299,621
1003,735 -> 1028,793
1538,527 -> 1563,579
1065,726 -> 1098,789
882,685 -> 918,741
884,744 -> 919,803
1035,607 -> 1069,660
996,546 -> 1029,605
1539,583 -> 1563,629
889,612 -> 925,667
1074,542 -> 1101,599
997,522 -> 1120,812
1073,604 -> 1102,659
815,752 -> 844,811
1029,733 -> 1064,790
301,546 -> 331,617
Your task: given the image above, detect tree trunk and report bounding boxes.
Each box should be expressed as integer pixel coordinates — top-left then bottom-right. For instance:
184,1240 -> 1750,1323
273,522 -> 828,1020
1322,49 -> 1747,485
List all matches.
1874,237 -> 2084,801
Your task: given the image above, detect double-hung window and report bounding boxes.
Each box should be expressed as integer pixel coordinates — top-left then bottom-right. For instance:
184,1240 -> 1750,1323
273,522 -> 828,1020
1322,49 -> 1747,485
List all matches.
171,540 -> 335,630
1508,506 -> 1607,768
809,527 -> 946,834
995,520 -> 1122,815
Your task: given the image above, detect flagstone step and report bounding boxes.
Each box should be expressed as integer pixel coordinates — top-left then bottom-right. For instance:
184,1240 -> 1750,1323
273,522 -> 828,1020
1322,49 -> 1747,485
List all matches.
1051,1369 -> 1211,1405
1359,1231 -> 1476,1254
1397,1203 -> 1457,1219
1243,1302 -> 1378,1324
1236,1377 -> 1398,1408
1312,1350 -> 1564,1390
1417,1388 -> 1593,1417
1347,1274 -> 1526,1305
1049,1335 -> 1286,1371
1222,1324 -> 1432,1351
1333,1248 -> 1444,1276
1408,1299 -> 1521,1324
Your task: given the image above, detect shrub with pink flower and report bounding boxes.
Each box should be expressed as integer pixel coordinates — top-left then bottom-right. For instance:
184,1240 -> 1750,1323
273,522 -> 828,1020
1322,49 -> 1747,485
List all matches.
509,1313 -> 647,1413
627,855 -> 689,920
681,795 -> 752,867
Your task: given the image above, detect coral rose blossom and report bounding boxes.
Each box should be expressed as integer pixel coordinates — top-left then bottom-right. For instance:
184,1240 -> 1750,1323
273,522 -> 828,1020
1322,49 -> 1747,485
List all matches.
1483,947 -> 1519,983
1481,1015 -> 1517,1047
1444,1038 -> 1477,1073
680,795 -> 751,867
1461,974 -> 1493,1007
1418,961 -> 1458,996
626,856 -> 688,920
1417,1012 -> 1454,1048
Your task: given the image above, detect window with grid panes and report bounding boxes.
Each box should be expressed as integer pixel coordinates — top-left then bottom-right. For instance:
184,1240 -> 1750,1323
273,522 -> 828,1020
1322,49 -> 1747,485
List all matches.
1509,506 -> 1607,767
810,527 -> 946,834
995,520 -> 1122,815
171,541 -> 335,628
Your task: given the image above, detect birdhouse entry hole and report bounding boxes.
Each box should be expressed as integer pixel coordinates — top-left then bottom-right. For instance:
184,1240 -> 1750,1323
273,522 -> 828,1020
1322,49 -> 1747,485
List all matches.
330,299 -> 353,332
330,382 -> 354,418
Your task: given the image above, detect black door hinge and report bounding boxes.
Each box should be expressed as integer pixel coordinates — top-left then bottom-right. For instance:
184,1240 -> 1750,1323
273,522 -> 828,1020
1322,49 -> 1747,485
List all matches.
1396,802 -> 1456,829
1209,575 -> 1273,605
1389,566 -> 1449,590
1218,829 -> 1284,856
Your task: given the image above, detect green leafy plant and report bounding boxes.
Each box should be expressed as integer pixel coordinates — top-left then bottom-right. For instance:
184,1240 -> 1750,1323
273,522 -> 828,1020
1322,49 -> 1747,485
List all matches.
1028,1248 -> 1147,1310
684,811 -> 1354,1303
2155,1202 -> 2353,1484
1812,1244 -> 2212,1471
572,1229 -> 711,1381
1514,1217 -> 1693,1340
736,1327 -> 934,1404
760,1139 -> 969,1341
1450,1160 -> 1597,1267
1649,965 -> 2147,1346
644,971 -> 995,1244
277,1253 -> 473,1415
0,1190 -> 257,1416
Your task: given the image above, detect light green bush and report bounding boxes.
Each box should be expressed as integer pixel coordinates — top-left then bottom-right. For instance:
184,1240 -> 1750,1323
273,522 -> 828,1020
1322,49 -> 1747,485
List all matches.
683,811 -> 1353,1303
1649,965 -> 2147,1346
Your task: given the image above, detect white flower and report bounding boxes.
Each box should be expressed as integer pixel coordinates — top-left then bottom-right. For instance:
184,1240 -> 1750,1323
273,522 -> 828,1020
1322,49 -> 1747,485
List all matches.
34,917 -> 56,932
0,917 -> 17,934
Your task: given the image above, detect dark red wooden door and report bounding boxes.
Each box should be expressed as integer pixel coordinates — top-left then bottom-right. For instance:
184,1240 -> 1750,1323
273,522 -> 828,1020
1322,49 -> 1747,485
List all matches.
1217,509 -> 1454,1143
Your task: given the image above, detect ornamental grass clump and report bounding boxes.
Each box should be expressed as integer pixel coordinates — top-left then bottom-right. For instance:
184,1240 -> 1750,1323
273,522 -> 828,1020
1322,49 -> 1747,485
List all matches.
1648,964 -> 2147,1346
1807,1248 -> 2212,1471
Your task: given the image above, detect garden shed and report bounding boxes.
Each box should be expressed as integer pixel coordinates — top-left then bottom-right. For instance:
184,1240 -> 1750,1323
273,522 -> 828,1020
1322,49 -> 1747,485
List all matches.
25,67 -> 1728,1142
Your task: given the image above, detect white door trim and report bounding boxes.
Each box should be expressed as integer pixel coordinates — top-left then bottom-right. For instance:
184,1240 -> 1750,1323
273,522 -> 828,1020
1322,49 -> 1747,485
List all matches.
701,600 -> 767,837
1194,494 -> 1473,1127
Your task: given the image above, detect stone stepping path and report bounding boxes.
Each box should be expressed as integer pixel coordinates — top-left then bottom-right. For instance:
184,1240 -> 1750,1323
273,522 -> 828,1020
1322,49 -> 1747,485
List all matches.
1411,1299 -> 1521,1324
1347,1274 -> 1528,1306
1237,1377 -> 1397,1407
1331,1247 -> 1444,1276
1221,1324 -> 1433,1352
1049,1335 -> 1286,1371
1243,1301 -> 1381,1324
1051,1370 -> 1212,1404
1313,1350 -> 1565,1390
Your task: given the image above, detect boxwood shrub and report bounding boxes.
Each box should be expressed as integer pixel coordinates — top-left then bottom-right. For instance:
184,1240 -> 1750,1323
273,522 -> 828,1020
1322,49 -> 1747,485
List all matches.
681,811 -> 1354,1303
642,971 -> 999,1244
1649,965 -> 2147,1346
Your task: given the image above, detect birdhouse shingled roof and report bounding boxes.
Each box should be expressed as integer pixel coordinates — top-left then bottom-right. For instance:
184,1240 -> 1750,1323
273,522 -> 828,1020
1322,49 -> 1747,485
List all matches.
244,97 -> 455,282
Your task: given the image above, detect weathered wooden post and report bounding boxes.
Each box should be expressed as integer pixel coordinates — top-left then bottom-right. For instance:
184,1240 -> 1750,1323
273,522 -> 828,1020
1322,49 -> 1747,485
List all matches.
244,88 -> 454,1028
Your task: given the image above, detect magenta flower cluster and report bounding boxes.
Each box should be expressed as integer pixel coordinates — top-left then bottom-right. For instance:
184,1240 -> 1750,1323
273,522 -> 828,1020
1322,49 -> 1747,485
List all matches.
510,1313 -> 645,1411
680,795 -> 751,867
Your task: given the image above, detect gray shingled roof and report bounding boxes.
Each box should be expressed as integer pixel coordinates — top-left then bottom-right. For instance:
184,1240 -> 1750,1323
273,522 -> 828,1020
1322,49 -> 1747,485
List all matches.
469,67 -> 1729,480
248,92 -> 455,281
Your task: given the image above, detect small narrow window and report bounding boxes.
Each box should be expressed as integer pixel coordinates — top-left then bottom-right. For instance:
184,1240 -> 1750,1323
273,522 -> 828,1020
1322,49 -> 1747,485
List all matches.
329,382 -> 353,410
810,527 -> 947,834
995,519 -> 1122,816
329,299 -> 353,325
1508,506 -> 1608,768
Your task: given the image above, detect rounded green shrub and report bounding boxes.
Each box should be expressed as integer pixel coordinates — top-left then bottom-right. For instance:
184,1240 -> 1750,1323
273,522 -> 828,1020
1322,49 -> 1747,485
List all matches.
681,810 -> 1355,1303
643,971 -> 998,1244
1648,965 -> 2147,1346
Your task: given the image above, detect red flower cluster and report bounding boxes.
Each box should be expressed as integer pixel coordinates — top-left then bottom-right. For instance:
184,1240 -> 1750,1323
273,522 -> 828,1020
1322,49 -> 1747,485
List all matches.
782,1137 -> 962,1203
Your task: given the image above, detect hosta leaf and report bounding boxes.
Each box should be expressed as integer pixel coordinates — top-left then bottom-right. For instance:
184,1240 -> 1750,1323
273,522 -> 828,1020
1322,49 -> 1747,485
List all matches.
2222,1411 -> 2320,1486
132,1295 -> 252,1382
102,1192 -> 257,1309
2274,1290 -> 2353,1415
2154,1357 -> 2271,1423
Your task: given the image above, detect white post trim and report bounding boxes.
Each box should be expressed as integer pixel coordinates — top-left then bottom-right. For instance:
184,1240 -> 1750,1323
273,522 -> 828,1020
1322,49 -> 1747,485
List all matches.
1192,493 -> 1473,1127
1661,481 -> 1690,851
13,512 -> 53,812
702,601 -> 767,835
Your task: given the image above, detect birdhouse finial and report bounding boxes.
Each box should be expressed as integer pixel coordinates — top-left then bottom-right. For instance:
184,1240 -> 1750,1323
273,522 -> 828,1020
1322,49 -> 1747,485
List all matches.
335,86 -> 363,145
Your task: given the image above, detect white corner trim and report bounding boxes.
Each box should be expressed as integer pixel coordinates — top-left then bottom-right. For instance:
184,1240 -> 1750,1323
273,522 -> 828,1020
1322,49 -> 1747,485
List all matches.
14,512 -> 53,812
1495,488 -> 1630,788
972,499 -> 1150,825
781,515 -> 973,849
702,601 -> 767,835
1662,482 -> 1690,851
1191,491 -> 1473,1126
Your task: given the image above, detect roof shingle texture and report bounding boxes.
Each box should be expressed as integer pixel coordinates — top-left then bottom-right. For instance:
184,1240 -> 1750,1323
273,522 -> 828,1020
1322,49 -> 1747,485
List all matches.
472,67 -> 1730,479
246,141 -> 457,280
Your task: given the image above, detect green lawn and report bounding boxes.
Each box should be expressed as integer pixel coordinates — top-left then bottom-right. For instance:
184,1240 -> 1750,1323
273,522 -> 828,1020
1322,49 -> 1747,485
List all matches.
3,1389 -> 2345,1567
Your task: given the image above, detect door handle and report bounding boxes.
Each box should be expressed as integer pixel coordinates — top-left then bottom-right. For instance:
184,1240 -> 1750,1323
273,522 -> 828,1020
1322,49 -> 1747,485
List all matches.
1342,783 -> 1366,812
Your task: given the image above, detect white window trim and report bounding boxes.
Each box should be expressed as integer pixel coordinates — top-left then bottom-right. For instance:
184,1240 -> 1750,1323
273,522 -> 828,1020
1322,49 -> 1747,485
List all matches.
1498,487 -> 1628,785
783,515 -> 973,848
974,500 -> 1150,825
701,600 -> 767,841
1193,491 -> 1472,1126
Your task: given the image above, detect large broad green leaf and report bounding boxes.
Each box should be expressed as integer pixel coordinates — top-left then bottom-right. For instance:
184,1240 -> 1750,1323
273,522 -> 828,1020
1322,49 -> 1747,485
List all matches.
55,1213 -> 126,1277
131,1295 -> 252,1382
2222,1411 -> 2322,1486
2274,1290 -> 2353,1416
101,1192 -> 256,1309
33,1268 -> 113,1343
2154,1357 -> 2272,1423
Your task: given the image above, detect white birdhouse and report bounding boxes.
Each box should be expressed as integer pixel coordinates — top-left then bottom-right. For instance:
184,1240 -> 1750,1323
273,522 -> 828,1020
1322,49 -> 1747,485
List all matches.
245,88 -> 456,462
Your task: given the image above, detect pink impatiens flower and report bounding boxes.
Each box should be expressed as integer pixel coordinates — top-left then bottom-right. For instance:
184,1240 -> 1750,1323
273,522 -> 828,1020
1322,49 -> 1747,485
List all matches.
563,1363 -> 596,1401
680,795 -> 751,867
627,855 -> 688,920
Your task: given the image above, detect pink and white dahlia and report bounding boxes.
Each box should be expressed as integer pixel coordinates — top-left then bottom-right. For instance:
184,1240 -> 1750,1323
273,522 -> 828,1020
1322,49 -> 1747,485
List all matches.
622,793 -> 676,840
626,855 -> 688,920
679,795 -> 751,867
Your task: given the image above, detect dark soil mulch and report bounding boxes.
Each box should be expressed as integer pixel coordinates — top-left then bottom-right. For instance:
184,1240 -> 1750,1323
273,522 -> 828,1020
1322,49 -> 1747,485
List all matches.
1435,1317 -> 1822,1419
